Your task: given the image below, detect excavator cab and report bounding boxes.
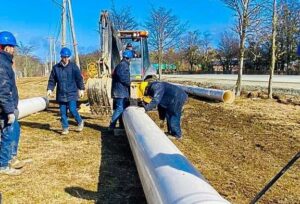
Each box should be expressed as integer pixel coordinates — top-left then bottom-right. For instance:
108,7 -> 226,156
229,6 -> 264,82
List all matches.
117,31 -> 156,104
117,31 -> 155,81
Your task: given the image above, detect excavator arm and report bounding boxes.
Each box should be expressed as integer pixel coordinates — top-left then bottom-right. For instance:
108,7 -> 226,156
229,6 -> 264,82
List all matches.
86,11 -> 156,115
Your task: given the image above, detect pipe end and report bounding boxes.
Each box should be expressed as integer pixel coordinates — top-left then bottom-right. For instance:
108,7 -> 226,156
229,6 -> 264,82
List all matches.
223,91 -> 235,103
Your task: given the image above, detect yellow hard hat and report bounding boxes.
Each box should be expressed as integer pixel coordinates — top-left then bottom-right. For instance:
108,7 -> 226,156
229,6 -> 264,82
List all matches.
139,81 -> 149,95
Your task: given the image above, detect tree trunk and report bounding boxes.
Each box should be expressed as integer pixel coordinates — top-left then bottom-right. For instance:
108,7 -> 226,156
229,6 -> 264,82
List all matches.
24,56 -> 28,77
236,32 -> 246,96
268,0 -> 277,99
158,48 -> 162,80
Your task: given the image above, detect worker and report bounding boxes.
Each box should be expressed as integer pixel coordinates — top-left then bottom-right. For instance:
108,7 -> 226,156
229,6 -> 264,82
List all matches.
297,44 -> 300,56
47,47 -> 85,135
108,50 -> 133,130
125,43 -> 137,58
0,31 -> 27,175
141,82 -> 188,140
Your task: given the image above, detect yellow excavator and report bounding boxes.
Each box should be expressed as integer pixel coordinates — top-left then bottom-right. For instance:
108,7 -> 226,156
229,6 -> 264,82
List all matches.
86,11 -> 156,114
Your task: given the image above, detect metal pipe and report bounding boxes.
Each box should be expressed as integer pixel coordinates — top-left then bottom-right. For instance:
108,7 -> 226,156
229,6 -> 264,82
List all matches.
174,83 -> 235,103
18,97 -> 49,119
123,107 -> 230,204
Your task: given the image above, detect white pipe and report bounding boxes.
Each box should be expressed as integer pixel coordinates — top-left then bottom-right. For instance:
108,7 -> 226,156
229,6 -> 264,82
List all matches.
123,107 -> 230,204
174,83 -> 235,103
18,97 -> 49,119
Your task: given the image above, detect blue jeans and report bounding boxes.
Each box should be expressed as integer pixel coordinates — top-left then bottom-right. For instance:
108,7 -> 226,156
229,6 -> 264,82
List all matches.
165,111 -> 182,137
109,98 -> 128,128
0,120 -> 20,168
59,100 -> 82,129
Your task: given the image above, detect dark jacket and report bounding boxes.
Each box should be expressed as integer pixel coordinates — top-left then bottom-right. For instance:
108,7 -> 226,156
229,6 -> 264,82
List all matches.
0,51 -> 19,115
47,61 -> 84,102
144,82 -> 188,114
112,59 -> 130,98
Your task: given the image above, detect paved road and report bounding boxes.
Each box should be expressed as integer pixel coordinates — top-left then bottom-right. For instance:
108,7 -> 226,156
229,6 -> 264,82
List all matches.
162,74 -> 300,90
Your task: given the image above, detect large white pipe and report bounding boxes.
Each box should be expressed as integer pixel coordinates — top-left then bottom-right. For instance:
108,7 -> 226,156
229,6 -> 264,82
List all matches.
18,97 -> 49,119
174,83 -> 235,103
123,107 -> 230,204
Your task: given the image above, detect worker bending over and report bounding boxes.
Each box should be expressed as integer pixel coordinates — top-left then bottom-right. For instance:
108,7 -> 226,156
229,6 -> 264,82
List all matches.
142,82 -> 188,140
47,47 -> 85,135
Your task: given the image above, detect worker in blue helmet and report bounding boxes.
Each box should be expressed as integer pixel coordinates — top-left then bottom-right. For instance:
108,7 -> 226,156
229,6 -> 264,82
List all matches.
47,47 -> 85,135
125,43 -> 137,58
142,82 -> 188,140
0,31 -> 30,175
108,50 -> 133,131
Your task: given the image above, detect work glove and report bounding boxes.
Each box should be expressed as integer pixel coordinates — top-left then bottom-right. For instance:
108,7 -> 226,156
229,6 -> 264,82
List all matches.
137,100 -> 145,107
8,113 -> 16,124
79,90 -> 84,98
47,90 -> 52,97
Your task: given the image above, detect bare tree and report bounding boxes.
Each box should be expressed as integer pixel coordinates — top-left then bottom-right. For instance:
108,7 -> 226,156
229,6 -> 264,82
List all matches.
217,31 -> 240,73
222,0 -> 263,96
145,7 -> 187,79
182,30 -> 201,71
17,42 -> 35,77
110,0 -> 138,30
199,32 -> 213,72
276,0 -> 300,71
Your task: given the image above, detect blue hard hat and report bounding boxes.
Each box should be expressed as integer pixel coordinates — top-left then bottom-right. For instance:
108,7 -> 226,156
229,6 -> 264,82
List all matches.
60,47 -> 72,57
122,50 -> 133,59
297,44 -> 300,56
126,43 -> 132,47
0,31 -> 17,47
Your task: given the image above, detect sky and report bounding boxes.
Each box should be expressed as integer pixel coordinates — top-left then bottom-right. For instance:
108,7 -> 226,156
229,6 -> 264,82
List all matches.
0,0 -> 234,62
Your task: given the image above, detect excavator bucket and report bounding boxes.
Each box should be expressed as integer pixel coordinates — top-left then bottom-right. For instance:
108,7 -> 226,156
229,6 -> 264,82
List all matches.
86,75 -> 112,115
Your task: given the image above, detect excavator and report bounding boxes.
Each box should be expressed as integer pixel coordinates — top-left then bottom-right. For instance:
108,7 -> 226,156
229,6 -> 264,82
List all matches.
86,11 -> 156,114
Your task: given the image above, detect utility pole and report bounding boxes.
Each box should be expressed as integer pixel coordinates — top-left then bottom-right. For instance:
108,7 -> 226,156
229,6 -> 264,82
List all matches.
67,0 -> 80,68
61,0 -> 67,47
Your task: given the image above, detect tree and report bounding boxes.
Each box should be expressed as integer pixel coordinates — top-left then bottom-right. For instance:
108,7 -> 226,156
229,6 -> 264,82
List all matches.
110,0 -> 138,30
222,0 -> 264,96
182,31 -> 201,71
199,32 -> 214,72
217,31 -> 239,73
145,7 -> 187,79
268,0 -> 278,98
17,42 -> 35,77
276,0 -> 300,71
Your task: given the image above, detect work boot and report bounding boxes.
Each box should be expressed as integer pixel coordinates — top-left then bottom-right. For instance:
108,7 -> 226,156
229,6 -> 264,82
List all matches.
167,135 -> 183,141
0,166 -> 23,176
9,157 -> 32,169
61,128 -> 69,135
175,136 -> 183,141
77,120 -> 84,132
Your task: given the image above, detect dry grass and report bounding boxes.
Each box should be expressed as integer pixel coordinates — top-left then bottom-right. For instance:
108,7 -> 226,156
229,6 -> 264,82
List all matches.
1,77 -> 299,203
149,97 -> 300,204
0,77 -> 145,203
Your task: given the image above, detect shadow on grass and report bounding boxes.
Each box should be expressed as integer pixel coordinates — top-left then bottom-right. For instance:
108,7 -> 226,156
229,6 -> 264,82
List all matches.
65,127 -> 146,203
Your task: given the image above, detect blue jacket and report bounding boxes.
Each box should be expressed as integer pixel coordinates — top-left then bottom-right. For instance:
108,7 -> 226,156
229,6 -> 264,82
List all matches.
112,59 -> 130,98
144,82 -> 188,114
47,61 -> 84,102
0,51 -> 19,115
